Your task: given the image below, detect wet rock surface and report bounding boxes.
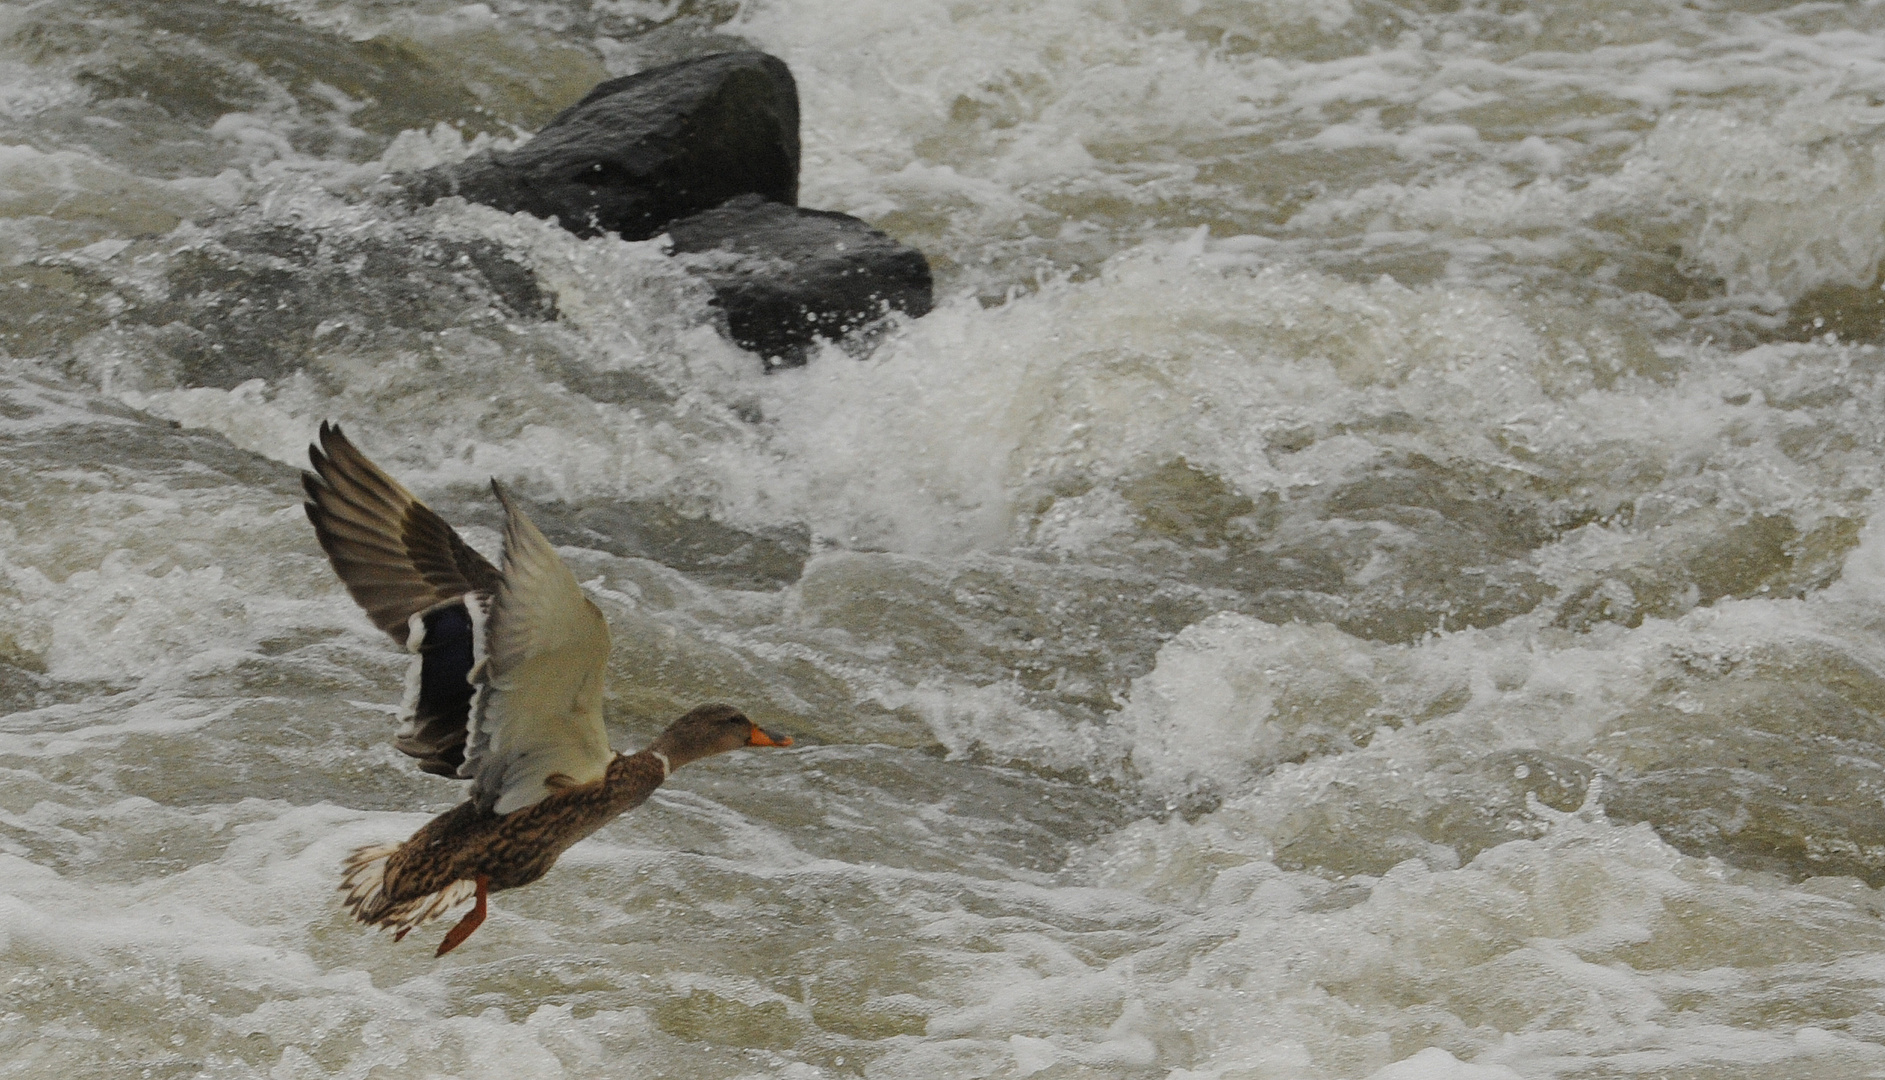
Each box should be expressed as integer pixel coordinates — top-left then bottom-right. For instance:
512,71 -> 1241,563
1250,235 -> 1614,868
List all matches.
404,50 -> 799,242
666,195 -> 935,367
400,50 -> 932,365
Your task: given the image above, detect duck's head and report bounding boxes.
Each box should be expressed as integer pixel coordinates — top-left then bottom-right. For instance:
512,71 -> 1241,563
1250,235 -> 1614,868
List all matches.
649,703 -> 793,769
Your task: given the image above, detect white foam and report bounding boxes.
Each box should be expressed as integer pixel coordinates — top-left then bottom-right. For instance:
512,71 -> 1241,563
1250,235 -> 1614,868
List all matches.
0,144 -> 213,233
750,244 -> 1552,552
1622,100 -> 1885,303
868,676 -> 1119,774
1366,1047 -> 1523,1080
15,2 -> 1885,1077
0,455 -> 357,685
1069,798 -> 1885,1077
1121,614 -> 1393,794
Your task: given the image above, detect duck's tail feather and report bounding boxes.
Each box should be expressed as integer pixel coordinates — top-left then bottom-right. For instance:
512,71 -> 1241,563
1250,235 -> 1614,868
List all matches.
338,842 -> 477,938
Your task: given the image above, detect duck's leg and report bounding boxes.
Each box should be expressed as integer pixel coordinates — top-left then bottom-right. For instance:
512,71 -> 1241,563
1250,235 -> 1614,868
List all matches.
435,875 -> 490,957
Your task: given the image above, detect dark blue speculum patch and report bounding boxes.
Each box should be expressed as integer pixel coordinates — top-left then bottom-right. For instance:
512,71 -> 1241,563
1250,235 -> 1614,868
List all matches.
394,602 -> 479,776
419,604 -> 477,723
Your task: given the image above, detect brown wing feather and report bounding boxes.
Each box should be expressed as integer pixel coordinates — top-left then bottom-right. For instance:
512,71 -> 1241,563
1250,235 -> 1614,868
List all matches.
305,422 -> 503,777
302,422 -> 500,644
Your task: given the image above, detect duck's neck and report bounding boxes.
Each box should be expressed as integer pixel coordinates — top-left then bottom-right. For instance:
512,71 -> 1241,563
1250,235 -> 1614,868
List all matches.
603,749 -> 671,813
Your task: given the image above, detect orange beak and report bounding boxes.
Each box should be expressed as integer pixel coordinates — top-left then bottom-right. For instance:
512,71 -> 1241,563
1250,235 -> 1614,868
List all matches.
747,725 -> 793,747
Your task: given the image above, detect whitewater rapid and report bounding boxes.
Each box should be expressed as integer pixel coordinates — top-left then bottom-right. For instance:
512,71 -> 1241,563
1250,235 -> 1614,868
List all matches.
9,1 -> 1885,1077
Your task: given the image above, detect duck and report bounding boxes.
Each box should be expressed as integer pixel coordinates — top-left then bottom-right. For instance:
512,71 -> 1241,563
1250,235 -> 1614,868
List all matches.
303,422 -> 793,956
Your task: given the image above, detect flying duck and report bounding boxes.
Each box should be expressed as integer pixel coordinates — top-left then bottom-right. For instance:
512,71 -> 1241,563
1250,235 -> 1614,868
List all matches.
303,423 -> 792,956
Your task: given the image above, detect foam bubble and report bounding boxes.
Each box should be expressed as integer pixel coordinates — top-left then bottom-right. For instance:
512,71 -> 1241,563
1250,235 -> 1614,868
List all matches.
1624,100 -> 1885,304
1070,800 -> 1885,1078
0,144 -> 209,238
1366,1047 -> 1523,1080
1121,614 -> 1393,794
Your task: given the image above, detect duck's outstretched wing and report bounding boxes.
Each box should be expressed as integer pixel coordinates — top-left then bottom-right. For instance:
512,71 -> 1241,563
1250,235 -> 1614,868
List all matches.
303,422 -> 500,641
463,482 -> 613,815
304,422 -> 501,777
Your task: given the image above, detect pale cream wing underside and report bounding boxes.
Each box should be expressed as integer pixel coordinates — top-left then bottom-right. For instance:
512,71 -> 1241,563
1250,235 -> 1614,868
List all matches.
463,483 -> 613,815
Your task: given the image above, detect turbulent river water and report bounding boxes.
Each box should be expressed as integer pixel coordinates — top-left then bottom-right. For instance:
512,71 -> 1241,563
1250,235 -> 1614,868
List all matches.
11,1 -> 1885,1077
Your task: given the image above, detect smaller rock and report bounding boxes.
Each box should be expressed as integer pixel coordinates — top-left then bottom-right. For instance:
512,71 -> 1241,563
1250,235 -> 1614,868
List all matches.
665,195 -> 933,368
405,51 -> 798,241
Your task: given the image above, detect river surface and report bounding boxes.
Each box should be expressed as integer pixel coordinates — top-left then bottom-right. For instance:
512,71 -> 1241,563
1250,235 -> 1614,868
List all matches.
7,1 -> 1885,1077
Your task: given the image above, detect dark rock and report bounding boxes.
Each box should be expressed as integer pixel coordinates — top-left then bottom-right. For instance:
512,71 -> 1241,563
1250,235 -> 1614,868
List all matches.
406,51 -> 798,241
665,195 -> 934,368
394,51 -> 934,364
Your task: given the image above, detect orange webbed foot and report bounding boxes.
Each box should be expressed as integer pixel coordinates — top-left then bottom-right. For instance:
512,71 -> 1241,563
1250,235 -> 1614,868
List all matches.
435,875 -> 490,957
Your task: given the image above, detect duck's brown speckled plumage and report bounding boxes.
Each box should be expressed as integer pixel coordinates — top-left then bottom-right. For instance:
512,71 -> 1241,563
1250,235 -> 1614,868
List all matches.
306,424 -> 792,956
357,750 -> 668,912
